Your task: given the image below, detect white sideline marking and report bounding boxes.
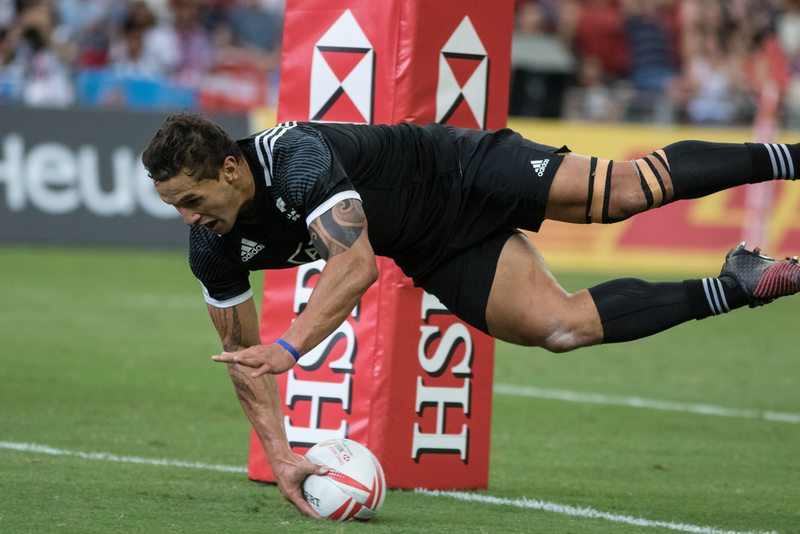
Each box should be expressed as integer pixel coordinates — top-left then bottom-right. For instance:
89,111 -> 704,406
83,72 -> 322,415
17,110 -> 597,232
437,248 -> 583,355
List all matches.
0,441 -> 779,533
0,442 -> 247,473
417,490 -> 777,534
494,384 -> 800,424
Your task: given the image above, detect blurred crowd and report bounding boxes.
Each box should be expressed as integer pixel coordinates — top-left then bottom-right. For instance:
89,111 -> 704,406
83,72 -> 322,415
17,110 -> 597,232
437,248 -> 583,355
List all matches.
511,0 -> 800,127
2,0 -> 800,127
0,0 -> 283,112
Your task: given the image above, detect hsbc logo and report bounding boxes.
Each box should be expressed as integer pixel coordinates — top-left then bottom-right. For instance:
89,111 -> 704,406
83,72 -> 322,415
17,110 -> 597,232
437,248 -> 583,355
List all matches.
436,17 -> 489,130
310,10 -> 375,124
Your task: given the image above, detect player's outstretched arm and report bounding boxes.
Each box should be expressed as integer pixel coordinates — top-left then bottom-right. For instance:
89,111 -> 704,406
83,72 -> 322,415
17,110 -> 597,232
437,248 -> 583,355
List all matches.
206,297 -> 328,517
213,199 -> 379,377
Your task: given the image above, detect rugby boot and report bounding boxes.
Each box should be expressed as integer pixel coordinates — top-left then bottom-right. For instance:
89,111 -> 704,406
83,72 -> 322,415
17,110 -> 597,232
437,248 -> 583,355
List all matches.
719,242 -> 800,307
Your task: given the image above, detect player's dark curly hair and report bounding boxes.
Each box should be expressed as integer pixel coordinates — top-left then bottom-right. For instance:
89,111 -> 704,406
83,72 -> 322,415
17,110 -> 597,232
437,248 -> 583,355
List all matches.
142,112 -> 243,183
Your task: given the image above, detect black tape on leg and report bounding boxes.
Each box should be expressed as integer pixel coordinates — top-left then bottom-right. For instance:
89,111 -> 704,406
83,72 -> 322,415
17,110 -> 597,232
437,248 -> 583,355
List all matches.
632,160 -> 654,209
585,156 -> 597,224
643,156 -> 667,203
601,160 -> 613,223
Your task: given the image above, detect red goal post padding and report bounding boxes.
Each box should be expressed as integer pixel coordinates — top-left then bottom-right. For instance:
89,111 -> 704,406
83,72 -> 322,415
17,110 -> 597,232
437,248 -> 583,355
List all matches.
248,0 -> 514,490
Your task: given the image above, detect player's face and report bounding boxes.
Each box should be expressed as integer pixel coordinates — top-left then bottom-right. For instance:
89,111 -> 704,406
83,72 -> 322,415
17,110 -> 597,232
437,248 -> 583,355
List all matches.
154,168 -> 241,235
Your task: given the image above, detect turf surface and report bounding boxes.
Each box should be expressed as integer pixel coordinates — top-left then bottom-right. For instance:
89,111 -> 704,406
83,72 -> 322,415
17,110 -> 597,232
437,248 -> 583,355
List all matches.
1,245 -> 798,533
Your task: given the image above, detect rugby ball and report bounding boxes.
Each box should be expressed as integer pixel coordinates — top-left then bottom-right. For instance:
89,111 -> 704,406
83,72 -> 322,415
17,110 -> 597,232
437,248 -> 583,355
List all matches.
302,438 -> 386,521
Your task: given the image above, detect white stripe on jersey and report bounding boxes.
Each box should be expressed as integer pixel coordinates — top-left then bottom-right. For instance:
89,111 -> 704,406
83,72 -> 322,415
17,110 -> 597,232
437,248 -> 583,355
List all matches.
201,284 -> 253,308
305,190 -> 364,228
254,122 -> 298,186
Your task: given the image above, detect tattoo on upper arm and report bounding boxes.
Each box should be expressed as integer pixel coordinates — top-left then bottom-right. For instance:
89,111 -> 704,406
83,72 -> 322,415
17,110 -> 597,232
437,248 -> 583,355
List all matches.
209,306 -> 242,352
309,200 -> 366,261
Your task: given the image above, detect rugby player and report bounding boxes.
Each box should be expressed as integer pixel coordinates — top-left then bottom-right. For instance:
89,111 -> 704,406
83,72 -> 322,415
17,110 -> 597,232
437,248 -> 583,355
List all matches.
143,112 -> 800,517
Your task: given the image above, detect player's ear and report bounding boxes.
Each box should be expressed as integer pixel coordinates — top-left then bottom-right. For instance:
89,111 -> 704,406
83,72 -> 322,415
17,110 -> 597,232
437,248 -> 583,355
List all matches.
222,156 -> 239,183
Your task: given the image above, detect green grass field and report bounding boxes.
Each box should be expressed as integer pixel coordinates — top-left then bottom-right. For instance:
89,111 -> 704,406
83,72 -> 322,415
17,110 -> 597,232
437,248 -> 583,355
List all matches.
1,245 -> 799,533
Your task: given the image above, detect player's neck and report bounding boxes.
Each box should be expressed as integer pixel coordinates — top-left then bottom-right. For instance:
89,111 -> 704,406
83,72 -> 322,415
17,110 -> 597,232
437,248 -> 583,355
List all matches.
237,158 -> 257,217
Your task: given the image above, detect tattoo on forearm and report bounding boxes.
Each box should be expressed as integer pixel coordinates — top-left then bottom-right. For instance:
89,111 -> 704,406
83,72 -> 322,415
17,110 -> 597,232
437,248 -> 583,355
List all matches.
209,306 -> 242,352
226,307 -> 242,352
237,393 -> 252,408
309,200 -> 366,260
209,307 -> 227,339
229,365 -> 256,406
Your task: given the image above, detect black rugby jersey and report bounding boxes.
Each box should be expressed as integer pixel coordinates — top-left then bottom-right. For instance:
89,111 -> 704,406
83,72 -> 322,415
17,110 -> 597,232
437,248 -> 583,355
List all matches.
190,120 -> 468,306
189,122 -> 361,306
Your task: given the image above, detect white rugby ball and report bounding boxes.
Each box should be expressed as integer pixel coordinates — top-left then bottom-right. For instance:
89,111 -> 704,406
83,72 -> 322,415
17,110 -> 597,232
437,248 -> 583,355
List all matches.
302,438 -> 386,522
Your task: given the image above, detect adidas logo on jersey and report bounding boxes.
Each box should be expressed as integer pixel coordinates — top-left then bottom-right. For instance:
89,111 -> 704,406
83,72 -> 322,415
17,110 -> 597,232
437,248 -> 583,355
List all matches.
531,159 -> 550,177
241,238 -> 265,262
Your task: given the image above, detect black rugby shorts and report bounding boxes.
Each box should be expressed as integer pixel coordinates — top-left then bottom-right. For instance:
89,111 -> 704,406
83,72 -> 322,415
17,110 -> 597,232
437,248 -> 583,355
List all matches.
417,126 -> 566,335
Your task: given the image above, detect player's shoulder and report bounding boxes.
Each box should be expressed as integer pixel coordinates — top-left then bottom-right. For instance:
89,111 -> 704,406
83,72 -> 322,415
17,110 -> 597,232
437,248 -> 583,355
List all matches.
240,121 -> 323,149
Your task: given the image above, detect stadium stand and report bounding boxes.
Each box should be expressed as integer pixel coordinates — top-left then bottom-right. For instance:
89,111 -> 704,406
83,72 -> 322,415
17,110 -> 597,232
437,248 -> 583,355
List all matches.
0,0 -> 283,111
0,0 -> 798,126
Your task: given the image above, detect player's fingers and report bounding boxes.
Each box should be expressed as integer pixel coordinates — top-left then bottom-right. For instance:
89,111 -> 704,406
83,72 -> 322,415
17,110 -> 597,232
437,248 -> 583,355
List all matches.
313,464 -> 329,476
215,350 -> 265,368
286,490 -> 321,518
211,352 -> 237,363
251,363 -> 272,378
251,352 -> 296,377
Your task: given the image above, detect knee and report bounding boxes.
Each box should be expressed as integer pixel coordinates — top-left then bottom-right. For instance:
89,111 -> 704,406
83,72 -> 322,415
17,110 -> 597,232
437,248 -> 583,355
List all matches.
608,178 -> 648,221
509,302 -> 602,353
539,323 -> 598,353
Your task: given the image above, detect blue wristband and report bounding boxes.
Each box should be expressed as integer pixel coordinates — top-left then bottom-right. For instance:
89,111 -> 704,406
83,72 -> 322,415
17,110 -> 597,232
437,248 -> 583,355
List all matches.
274,339 -> 301,361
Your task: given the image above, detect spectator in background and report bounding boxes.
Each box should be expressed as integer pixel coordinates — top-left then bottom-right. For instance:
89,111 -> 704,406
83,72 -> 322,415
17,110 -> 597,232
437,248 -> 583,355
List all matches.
169,0 -> 211,87
560,0 -> 629,82
778,0 -> 800,125
739,0 -> 790,115
681,0 -> 746,125
0,0 -> 14,32
0,3 -> 75,107
108,2 -> 164,79
55,0 -> 127,70
564,53 -> 629,121
508,1 -> 576,117
142,0 -> 173,25
228,0 -> 281,55
140,0 -> 214,85
622,0 -> 681,93
202,0 -> 235,33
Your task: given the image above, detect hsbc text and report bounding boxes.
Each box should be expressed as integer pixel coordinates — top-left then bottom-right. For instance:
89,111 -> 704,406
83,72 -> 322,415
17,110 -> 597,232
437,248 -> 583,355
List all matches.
412,292 -> 473,461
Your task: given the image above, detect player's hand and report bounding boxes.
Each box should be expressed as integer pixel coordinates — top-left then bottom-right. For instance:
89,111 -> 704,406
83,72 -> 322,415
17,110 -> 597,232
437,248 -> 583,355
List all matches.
212,344 -> 297,376
273,452 -> 329,518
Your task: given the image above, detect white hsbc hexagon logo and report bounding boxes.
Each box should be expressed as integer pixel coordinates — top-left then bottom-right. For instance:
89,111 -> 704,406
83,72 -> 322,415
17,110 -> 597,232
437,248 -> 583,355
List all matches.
436,17 -> 488,130
310,10 -> 375,124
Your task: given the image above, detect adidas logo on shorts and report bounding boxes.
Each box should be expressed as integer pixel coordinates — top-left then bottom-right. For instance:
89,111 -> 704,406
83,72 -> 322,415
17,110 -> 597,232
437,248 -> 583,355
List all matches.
241,238 -> 265,262
531,158 -> 550,177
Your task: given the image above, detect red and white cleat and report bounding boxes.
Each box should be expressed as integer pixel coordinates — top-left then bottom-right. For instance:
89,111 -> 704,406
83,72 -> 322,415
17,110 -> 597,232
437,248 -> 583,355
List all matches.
719,242 -> 800,307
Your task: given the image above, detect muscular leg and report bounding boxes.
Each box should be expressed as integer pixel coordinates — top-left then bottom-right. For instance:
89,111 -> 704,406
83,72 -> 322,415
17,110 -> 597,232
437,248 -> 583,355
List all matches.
484,232 -> 757,351
544,153 -> 647,223
486,141 -> 800,350
545,141 -> 800,224
485,232 -> 603,352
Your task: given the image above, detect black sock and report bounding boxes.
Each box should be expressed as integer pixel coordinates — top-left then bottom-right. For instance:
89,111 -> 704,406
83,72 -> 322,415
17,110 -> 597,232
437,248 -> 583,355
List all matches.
588,277 -> 750,343
682,276 -> 750,318
663,141 -> 799,202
